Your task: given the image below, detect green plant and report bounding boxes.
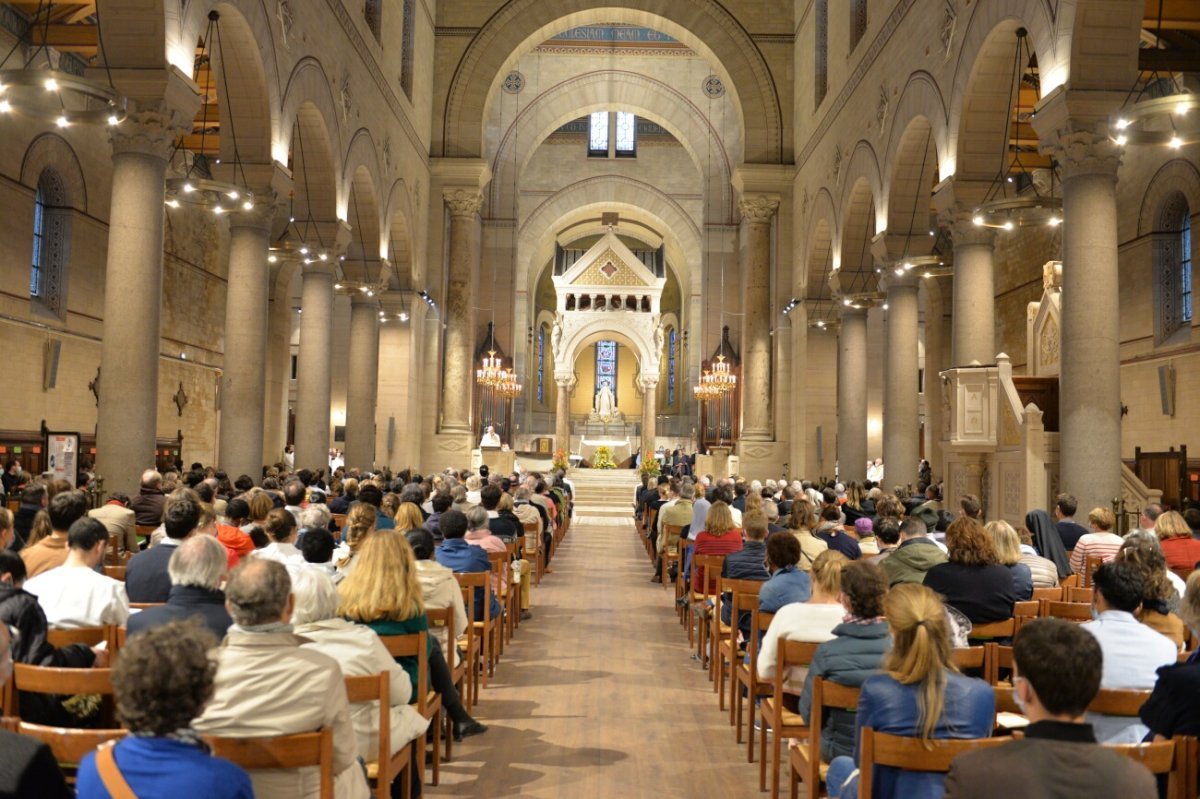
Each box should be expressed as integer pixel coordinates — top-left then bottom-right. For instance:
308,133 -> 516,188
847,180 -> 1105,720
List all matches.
593,445 -> 617,469
638,452 -> 660,477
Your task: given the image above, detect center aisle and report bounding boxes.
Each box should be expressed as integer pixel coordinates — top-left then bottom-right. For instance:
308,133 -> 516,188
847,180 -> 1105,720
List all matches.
430,515 -> 768,797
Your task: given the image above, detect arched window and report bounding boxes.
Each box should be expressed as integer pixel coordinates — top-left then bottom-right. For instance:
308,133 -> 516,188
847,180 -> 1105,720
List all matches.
666,327 -> 677,405
30,169 -> 70,318
814,0 -> 828,109
536,323 -> 547,405
850,0 -> 868,51
1183,213 -> 1193,323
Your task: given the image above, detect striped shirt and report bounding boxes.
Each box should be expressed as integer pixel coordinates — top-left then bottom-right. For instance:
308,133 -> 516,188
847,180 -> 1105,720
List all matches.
1070,532 -> 1124,576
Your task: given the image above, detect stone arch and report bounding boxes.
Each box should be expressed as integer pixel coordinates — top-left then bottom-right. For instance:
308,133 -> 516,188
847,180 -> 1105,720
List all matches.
286,101 -> 340,228
554,321 -> 659,385
885,115 -> 940,244
837,141 -> 885,237
382,178 -> 419,289
947,1 -> 1058,181
837,177 -> 879,294
488,70 -> 737,221
181,1 -> 280,165
1138,160 -> 1200,237
280,58 -> 345,174
340,128 -> 384,226
883,72 -> 949,188
20,133 -> 87,213
440,2 -> 782,164
345,165 -> 382,283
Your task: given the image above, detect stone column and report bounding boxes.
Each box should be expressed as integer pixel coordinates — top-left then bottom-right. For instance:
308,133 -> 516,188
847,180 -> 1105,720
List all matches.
218,204 -> 273,480
738,194 -> 780,440
441,189 -> 483,434
788,304 -> 808,479
554,377 -> 572,453
951,223 -> 997,366
262,261 -> 297,467
922,275 -> 950,476
95,112 -> 178,494
641,376 -> 659,455
344,292 -> 381,471
293,263 -> 335,472
883,271 -> 921,489
837,306 -> 869,483
1057,131 -> 1124,513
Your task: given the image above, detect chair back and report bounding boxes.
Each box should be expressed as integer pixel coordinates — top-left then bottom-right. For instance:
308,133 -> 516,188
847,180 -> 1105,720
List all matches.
858,727 -> 1008,799
103,565 -> 126,581
206,728 -> 335,799
1064,586 -> 1094,603
1087,687 -> 1153,718
691,554 -> 726,597
1082,555 -> 1105,588
719,578 -> 764,658
807,678 -> 862,787
644,508 -> 658,538
134,525 -> 156,540
983,643 -> 1015,686
129,602 -> 163,610
343,671 -> 405,797
377,630 -> 431,716
1109,736 -> 1196,799
747,608 -> 775,672
991,683 -> 1024,716
454,570 -> 492,625
425,606 -> 458,675
951,645 -> 987,672
17,723 -> 126,782
1040,599 -> 1092,623
969,617 -> 1016,638
46,625 -> 115,652
1012,600 -> 1039,622
1031,586 -> 1063,601
662,523 -> 685,552
331,513 -> 346,531
772,639 -> 819,705
11,663 -> 116,726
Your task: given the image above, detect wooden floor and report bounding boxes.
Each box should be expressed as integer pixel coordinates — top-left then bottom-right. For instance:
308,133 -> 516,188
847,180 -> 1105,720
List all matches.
430,515 -> 770,797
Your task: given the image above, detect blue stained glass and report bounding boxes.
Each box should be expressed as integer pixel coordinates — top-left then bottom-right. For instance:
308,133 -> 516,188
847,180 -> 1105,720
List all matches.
537,325 -> 546,404
1183,213 -> 1193,323
596,340 -> 617,405
667,328 -> 676,404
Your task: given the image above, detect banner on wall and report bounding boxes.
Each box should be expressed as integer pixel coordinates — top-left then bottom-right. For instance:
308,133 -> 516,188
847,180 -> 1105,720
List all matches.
45,431 -> 79,482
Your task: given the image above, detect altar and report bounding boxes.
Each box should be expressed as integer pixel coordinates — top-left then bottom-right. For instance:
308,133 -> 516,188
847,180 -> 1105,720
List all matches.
579,438 -> 632,465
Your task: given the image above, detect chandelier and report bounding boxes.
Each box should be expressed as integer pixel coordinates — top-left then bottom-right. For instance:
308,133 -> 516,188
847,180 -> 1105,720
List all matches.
476,350 -> 508,388
0,1 -> 127,128
692,371 -> 722,403
1111,1 -> 1200,150
971,27 -> 1062,232
709,355 -> 737,393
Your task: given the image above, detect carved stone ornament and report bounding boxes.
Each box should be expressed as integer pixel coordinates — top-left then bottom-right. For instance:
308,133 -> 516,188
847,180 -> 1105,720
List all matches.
88,366 -> 100,406
1051,128 -> 1123,181
110,109 -> 185,160
338,72 -> 353,122
173,382 -> 189,417
739,195 -> 780,224
1039,317 -> 1060,367
276,0 -> 294,49
832,145 -> 844,182
801,186 -> 810,219
381,134 -> 393,174
940,1 -> 958,60
443,188 -> 483,217
876,82 -> 891,129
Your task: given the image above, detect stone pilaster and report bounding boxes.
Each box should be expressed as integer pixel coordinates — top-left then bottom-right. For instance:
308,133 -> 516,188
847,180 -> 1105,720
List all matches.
640,375 -> 659,455
96,107 -> 191,492
788,303 -> 808,479
441,188 -> 483,434
837,306 -> 869,482
344,292 -> 381,471
218,201 -> 274,480
554,376 -> 573,454
293,263 -> 336,472
882,270 -> 921,488
737,193 -> 779,441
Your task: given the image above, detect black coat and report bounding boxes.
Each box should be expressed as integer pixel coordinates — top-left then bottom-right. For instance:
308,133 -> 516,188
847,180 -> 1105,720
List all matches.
923,562 -> 1017,625
125,543 -> 177,603
0,729 -> 71,799
126,585 -> 232,642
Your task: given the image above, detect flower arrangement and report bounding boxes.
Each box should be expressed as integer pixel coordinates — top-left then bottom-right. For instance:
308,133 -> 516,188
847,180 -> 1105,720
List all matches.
593,445 -> 617,469
552,448 -> 570,472
638,451 -> 660,478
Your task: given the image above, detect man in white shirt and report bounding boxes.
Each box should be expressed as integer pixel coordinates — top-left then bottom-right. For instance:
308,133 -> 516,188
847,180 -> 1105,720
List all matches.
25,517 -> 129,628
1082,561 -> 1178,743
479,425 -> 501,448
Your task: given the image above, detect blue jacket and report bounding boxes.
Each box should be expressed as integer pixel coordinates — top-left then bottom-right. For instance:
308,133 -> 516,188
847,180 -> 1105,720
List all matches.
798,621 -> 891,761
126,585 -> 232,642
720,540 -> 769,632
436,538 -> 502,620
76,737 -> 252,799
838,671 -> 995,799
817,527 -> 862,560
758,565 -> 813,613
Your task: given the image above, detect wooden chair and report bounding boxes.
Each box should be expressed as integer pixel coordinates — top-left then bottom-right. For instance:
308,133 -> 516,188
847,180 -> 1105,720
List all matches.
522,521 -> 543,585
1040,599 -> 1092,623
205,729 -> 334,799
858,727 -> 1008,798
676,538 -> 694,625
1061,573 -> 1080,588
714,578 -> 761,719
424,606 -> 460,762
1088,687 -> 1153,717
969,617 -> 1016,640
46,624 -> 118,654
344,672 -> 413,799
103,565 -> 126,581
11,663 -> 117,731
788,678 -> 861,799
331,513 -> 346,531
687,554 -> 726,666
487,550 -> 515,651
454,578 -> 481,708
454,571 -> 497,688
16,723 -> 127,783
951,645 -> 988,673
1082,555 -> 1105,588
1031,586 -> 1063,601
737,606 -> 776,769
660,523 -> 685,589
642,508 -> 658,562
984,642 -> 1015,687
1109,736 -> 1196,799
129,602 -> 163,610
1065,586 -> 1094,603
761,639 -> 818,799
378,630 -> 441,787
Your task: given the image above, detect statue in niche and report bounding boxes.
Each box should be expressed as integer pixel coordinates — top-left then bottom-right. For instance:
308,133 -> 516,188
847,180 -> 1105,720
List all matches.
594,379 -> 616,421
551,314 -> 564,356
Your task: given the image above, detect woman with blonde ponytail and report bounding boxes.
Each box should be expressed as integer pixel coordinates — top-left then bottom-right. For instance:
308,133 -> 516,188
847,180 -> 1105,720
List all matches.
334,502 -> 377,578
824,584 -> 994,799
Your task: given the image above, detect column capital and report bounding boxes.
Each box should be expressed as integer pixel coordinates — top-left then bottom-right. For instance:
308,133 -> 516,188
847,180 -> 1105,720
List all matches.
738,194 -> 780,224
300,261 -> 338,280
879,268 -> 920,293
638,374 -> 660,391
227,193 -> 278,231
1030,87 -> 1125,182
109,108 -> 187,160
554,374 -> 576,391
948,216 -> 997,248
1049,127 -> 1123,182
839,303 -> 870,321
350,291 -> 381,310
443,188 -> 483,218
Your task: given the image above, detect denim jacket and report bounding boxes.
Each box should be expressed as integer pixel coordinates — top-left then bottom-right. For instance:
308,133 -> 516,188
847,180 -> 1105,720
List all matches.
758,565 -> 813,613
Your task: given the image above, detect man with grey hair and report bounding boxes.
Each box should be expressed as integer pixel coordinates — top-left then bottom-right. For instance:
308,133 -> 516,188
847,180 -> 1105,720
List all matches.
194,559 -> 367,799
763,500 -> 787,534
126,534 -> 231,641
654,480 -> 694,582
297,504 -> 332,537
130,469 -> 167,527
880,516 -> 947,587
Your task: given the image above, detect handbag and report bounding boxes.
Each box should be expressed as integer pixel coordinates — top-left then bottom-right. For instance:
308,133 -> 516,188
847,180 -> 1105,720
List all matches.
96,740 -> 139,799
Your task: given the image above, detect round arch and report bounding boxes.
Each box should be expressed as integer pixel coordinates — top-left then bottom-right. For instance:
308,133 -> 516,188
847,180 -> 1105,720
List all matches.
837,178 -> 879,295
20,133 -> 88,213
884,116 -> 940,243
554,321 -> 659,385
1138,160 -> 1200,238
882,72 -> 949,191
280,57 -> 345,173
345,165 -> 383,284
837,141 -> 886,239
382,178 -> 419,289
440,2 -> 782,164
488,70 -> 737,221
286,101 -> 340,227
340,128 -> 385,227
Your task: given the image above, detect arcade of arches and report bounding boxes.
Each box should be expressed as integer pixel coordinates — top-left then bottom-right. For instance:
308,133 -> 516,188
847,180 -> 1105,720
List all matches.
4,1 -> 1199,517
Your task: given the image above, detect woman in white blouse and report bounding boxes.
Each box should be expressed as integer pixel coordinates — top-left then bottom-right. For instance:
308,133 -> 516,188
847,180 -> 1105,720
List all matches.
757,550 -> 850,691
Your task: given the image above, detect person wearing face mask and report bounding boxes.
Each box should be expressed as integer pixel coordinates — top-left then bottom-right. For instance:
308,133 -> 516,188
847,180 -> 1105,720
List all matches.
944,618 -> 1156,798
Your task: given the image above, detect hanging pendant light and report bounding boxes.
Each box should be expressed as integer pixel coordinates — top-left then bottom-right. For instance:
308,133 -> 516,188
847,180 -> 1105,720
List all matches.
1111,1 -> 1200,149
0,1 -> 127,127
971,28 -> 1063,231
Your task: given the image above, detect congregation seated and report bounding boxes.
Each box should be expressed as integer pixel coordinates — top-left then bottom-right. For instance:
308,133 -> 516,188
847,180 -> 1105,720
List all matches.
757,550 -> 848,692
1081,561 -> 1178,743
719,509 -> 769,637
824,584 -> 995,799
757,531 -> 812,613
76,620 -> 254,799
423,491 -> 452,543
985,520 -> 1034,601
1068,506 -> 1124,576
0,549 -> 107,726
336,503 -> 376,580
25,517 -> 129,629
193,558 -> 368,799
87,491 -> 138,559
923,517 -> 1016,625
358,483 -> 395,531
944,618 -> 1156,797
292,569 -> 428,799
1014,524 -> 1061,588
1027,508 -> 1073,581
435,509 -> 502,621
785,497 -> 828,571
255,508 -> 306,576
406,529 -> 469,656
1140,570 -> 1200,759
868,517 -> 901,564
815,506 -> 861,560
127,534 -> 232,641
0,622 -> 72,797
879,517 -> 946,587
797,560 -> 891,762
129,469 -> 167,528
11,482 -> 48,552
299,525 -> 339,579
1156,510 -> 1200,576
126,494 -> 201,603
1116,535 -> 1187,648
20,490 -> 89,578
1053,492 -> 1091,552
338,529 -> 485,743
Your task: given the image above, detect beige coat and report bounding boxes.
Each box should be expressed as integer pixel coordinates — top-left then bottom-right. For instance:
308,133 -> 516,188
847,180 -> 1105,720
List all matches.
88,503 -> 138,555
414,559 -> 469,653
295,619 -> 429,760
193,630 -> 370,799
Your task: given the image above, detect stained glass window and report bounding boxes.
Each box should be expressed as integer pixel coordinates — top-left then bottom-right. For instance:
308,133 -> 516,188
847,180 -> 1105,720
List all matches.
615,111 -> 636,156
850,0 -> 868,51
815,0 -> 828,109
588,111 -> 609,156
596,340 -> 617,405
30,185 -> 44,297
537,324 -> 546,404
400,0 -> 415,99
667,328 -> 677,405
1184,213 -> 1193,323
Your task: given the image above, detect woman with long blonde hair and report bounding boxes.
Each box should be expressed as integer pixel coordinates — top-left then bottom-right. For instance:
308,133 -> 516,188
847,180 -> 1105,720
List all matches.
824,584 -> 994,799
339,531 -> 486,742
335,503 -> 376,576
392,502 -> 424,533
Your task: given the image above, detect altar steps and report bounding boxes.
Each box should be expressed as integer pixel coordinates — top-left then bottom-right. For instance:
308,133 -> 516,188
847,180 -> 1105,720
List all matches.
568,469 -> 642,519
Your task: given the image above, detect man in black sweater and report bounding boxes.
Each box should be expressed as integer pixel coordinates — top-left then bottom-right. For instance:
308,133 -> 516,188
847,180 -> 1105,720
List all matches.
125,496 -> 200,603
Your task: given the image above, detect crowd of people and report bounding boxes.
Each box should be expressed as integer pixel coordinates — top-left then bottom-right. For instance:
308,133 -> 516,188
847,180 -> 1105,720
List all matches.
637,472 -> 1200,798
0,458 -> 574,798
